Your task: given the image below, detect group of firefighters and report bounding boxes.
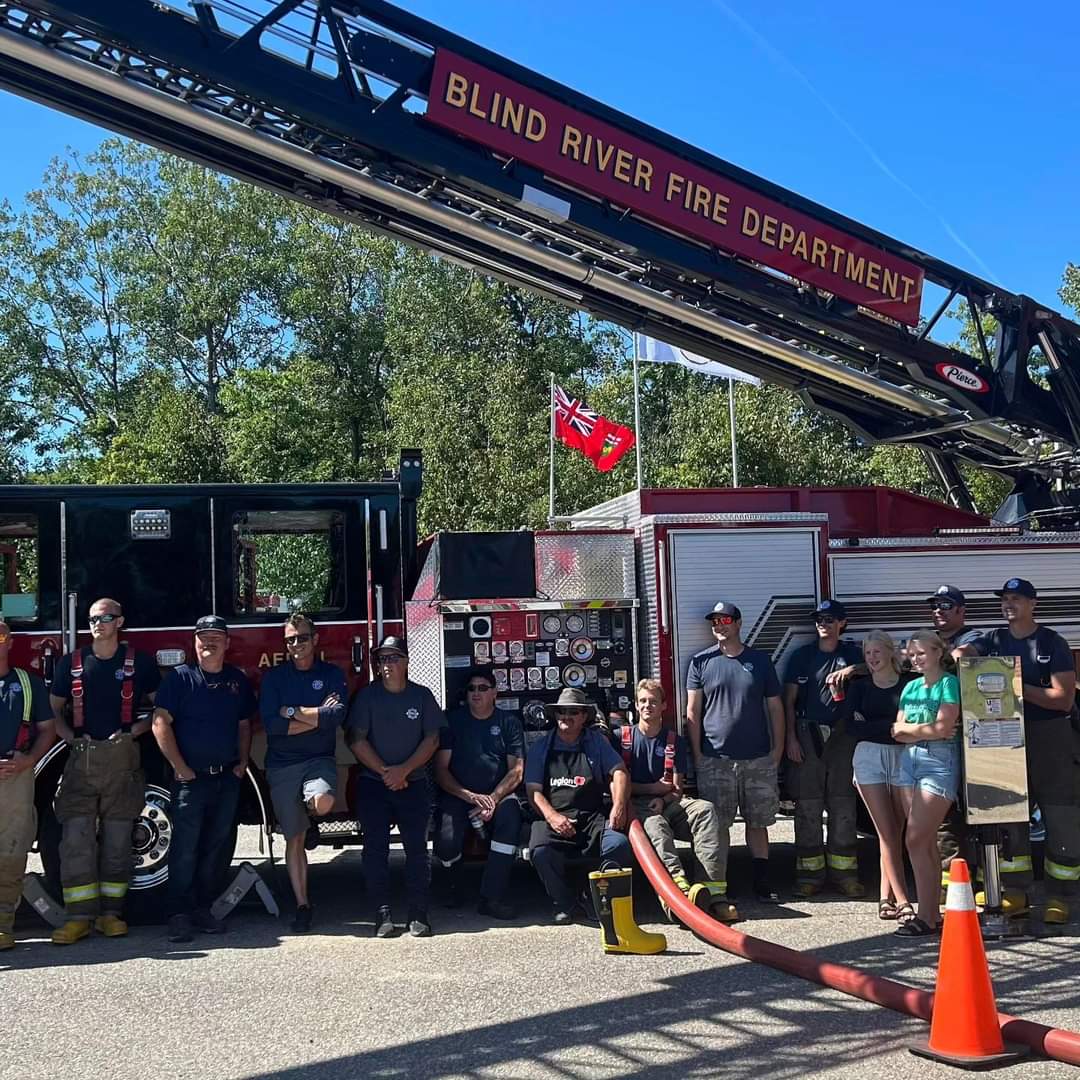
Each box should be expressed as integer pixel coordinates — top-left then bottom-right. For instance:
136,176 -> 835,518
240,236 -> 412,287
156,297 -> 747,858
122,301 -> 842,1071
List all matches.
0,574 -> 1077,950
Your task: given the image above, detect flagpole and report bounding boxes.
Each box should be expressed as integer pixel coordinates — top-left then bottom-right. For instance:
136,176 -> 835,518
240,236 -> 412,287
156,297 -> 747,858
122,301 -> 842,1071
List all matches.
549,373 -> 556,522
728,377 -> 739,487
632,340 -> 643,490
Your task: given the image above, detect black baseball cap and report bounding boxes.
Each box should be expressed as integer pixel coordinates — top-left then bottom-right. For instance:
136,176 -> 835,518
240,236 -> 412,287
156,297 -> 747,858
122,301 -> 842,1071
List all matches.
994,578 -> 1037,599
464,666 -> 495,688
926,584 -> 966,605
705,601 -> 741,621
812,599 -> 848,620
373,634 -> 409,658
194,614 -> 228,635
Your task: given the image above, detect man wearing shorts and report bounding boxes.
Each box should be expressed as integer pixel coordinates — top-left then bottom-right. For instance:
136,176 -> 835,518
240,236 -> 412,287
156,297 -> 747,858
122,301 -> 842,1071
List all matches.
686,601 -> 785,904
260,614 -> 347,934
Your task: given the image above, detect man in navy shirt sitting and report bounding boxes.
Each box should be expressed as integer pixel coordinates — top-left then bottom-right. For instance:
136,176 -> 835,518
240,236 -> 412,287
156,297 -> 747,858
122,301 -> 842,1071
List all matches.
613,678 -> 736,922
152,615 -> 256,943
260,614 -> 348,933
434,667 -> 525,920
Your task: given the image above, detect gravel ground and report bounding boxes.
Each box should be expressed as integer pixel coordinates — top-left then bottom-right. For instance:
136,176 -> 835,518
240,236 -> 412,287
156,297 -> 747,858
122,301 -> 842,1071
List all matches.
3,821 -> 1078,1080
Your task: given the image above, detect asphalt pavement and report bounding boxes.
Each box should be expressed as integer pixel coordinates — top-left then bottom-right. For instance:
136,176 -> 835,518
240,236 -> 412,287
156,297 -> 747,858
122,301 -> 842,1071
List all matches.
3,821 -> 1079,1080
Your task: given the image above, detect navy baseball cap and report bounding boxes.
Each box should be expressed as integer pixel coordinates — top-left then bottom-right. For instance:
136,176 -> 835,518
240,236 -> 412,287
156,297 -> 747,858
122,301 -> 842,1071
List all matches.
812,599 -> 848,620
994,578 -> 1037,599
926,584 -> 966,605
194,614 -> 228,634
373,634 -> 409,657
705,601 -> 742,621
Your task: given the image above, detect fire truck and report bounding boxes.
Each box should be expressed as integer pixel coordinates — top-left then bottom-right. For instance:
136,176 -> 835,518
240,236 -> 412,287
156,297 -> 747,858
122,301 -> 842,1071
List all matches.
2,1 -> 1080,915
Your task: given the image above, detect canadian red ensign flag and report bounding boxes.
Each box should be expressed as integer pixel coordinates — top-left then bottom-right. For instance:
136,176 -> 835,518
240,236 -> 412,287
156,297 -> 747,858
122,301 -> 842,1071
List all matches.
552,385 -> 636,472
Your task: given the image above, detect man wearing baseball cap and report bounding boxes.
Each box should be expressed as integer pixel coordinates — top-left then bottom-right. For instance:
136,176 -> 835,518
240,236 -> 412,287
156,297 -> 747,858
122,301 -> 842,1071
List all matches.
783,599 -> 865,897
347,635 -> 444,938
687,601 -> 785,905
956,578 -> 1080,923
152,615 -> 256,943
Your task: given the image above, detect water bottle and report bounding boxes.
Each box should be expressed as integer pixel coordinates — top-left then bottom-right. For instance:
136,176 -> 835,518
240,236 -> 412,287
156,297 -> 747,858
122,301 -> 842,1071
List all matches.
468,808 -> 487,839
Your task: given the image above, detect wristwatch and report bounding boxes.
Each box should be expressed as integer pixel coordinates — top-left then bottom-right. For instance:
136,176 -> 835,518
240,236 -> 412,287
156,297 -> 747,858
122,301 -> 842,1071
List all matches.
285,706 -> 297,719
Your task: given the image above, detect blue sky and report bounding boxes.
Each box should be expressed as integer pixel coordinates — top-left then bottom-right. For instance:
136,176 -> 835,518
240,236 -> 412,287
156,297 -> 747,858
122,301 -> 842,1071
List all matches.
1,0 -> 1077,316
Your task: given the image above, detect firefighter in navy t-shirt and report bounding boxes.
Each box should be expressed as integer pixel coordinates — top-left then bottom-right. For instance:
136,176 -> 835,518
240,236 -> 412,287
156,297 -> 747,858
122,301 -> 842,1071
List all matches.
152,615 -> 255,943
956,578 -> 1080,924
783,599 -> 865,898
686,602 -> 785,906
613,678 -> 737,923
48,597 -> 160,945
434,668 -> 525,920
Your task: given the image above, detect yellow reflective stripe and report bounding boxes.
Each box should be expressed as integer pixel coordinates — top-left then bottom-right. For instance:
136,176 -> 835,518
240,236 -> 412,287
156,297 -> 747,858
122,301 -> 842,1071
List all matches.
827,854 -> 858,870
702,880 -> 728,894
943,871 -> 955,886
796,855 -> 826,871
15,668 -> 32,726
63,883 -> 100,903
1045,859 -> 1080,882
1000,856 -> 1034,873
100,881 -> 129,898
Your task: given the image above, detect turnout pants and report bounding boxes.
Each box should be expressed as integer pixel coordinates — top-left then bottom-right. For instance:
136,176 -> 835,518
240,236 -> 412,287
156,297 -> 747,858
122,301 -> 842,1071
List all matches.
357,777 -> 432,914
55,737 -> 144,919
435,794 -> 522,904
634,795 -> 728,892
790,727 -> 859,888
998,716 -> 1080,901
0,768 -> 36,932
167,771 -> 241,917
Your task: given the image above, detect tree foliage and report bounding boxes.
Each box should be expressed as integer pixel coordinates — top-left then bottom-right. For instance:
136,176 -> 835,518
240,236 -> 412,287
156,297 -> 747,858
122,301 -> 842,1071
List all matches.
1,141 -> 1073,529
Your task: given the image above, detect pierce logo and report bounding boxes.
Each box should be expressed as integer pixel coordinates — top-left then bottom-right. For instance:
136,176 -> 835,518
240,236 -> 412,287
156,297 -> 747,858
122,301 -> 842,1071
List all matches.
935,363 -> 989,393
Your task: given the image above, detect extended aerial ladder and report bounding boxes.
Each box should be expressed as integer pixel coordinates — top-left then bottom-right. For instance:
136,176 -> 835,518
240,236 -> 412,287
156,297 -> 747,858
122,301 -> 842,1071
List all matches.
3,0 -> 1080,520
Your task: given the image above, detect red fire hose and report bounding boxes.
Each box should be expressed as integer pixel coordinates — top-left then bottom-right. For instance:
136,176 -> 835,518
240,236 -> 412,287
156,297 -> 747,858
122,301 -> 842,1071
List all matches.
628,820 -> 1080,1067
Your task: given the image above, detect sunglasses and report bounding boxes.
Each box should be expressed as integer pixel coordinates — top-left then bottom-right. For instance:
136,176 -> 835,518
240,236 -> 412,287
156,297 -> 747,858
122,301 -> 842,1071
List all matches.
89,613 -> 119,625
284,633 -> 313,646
930,601 -> 956,612
376,655 -> 405,664
815,616 -> 837,626
466,683 -> 494,692
709,615 -> 735,626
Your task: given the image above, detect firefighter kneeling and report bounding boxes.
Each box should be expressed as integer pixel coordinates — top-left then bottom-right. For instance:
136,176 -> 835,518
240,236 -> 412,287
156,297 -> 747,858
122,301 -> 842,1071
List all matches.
614,679 -> 737,923
526,689 -> 664,953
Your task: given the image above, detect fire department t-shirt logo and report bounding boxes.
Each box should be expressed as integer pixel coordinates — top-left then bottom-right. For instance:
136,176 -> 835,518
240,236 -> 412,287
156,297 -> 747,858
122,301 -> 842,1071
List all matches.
406,707 -> 420,720
115,669 -> 126,680
489,725 -> 500,736
550,775 -> 587,788
742,662 -> 755,675
312,679 -> 324,691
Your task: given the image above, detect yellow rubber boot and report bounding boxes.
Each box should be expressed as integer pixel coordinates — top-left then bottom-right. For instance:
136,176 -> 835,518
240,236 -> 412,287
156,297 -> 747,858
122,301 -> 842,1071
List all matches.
0,929 -> 14,951
1043,896 -> 1070,925
52,919 -> 92,945
974,888 -> 1029,917
589,868 -> 666,955
94,914 -> 129,938
688,882 -> 740,924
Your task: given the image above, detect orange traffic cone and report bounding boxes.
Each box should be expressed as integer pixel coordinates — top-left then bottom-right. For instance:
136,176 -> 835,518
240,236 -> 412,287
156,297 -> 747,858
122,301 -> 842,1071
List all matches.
911,859 -> 1028,1069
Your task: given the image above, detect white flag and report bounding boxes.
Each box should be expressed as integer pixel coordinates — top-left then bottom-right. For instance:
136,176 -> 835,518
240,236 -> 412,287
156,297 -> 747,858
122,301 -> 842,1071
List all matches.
634,333 -> 761,386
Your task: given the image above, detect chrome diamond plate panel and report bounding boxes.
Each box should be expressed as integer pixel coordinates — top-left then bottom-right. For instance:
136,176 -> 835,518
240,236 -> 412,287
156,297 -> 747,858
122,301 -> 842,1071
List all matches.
536,533 -> 636,600
404,600 -> 447,705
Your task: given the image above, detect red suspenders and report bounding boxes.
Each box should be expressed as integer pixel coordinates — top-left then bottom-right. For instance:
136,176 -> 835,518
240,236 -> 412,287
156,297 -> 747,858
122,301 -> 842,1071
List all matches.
71,645 -> 136,734
620,722 -> 634,766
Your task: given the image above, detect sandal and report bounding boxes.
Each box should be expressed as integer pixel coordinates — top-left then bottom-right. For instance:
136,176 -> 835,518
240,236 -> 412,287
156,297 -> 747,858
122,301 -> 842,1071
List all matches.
894,916 -> 938,937
878,899 -> 898,921
894,902 -> 915,924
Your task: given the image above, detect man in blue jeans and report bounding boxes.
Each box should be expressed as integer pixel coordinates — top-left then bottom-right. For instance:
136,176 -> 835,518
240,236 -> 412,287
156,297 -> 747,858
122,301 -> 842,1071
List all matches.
526,689 -> 632,924
347,636 -> 444,938
152,615 -> 255,943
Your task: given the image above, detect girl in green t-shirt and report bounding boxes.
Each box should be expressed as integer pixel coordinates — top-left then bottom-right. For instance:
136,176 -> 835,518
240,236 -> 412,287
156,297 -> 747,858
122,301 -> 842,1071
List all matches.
891,630 -> 961,936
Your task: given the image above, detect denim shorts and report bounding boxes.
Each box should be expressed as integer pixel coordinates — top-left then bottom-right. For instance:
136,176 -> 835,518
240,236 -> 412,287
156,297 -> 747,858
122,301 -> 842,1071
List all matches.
852,742 -> 903,787
896,740 -> 960,802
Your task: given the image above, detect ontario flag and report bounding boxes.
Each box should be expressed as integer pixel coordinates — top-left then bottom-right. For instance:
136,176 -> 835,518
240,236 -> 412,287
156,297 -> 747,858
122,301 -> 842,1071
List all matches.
553,385 -> 636,473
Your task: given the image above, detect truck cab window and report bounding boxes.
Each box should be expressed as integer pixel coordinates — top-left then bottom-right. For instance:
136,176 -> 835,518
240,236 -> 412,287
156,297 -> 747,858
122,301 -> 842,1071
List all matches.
232,509 -> 346,616
0,514 -> 39,622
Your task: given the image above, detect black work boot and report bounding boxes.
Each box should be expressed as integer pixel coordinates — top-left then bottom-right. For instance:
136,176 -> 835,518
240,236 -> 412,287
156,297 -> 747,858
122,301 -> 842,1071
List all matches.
408,910 -> 433,937
291,904 -> 313,934
374,906 -> 397,938
167,914 -> 193,943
